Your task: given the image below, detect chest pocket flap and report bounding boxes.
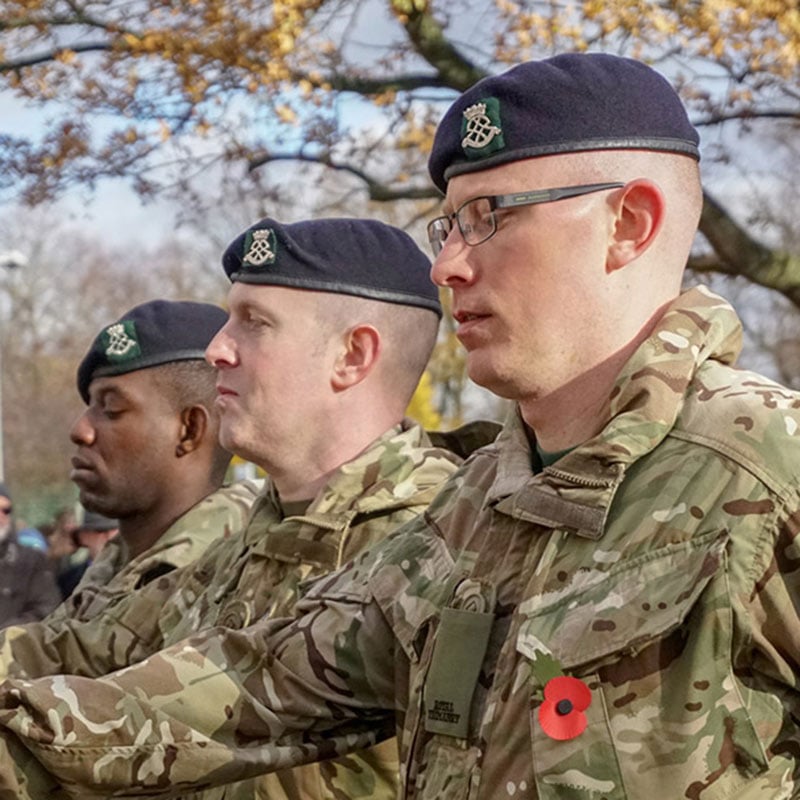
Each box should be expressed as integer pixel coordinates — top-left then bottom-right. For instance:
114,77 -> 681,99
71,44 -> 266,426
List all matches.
251,513 -> 353,569
517,529 -> 728,671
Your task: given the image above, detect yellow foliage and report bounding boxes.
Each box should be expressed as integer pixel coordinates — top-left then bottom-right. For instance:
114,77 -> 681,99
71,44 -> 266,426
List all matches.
276,104 -> 298,123
55,49 -> 77,65
275,32 -> 295,54
583,0 -> 604,17
373,90 -> 398,106
406,371 -> 442,430
3,0 -> 800,242
185,77 -> 209,103
122,33 -> 141,49
139,33 -> 162,53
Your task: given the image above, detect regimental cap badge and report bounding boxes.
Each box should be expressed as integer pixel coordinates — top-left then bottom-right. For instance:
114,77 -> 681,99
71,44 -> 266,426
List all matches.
242,227 -> 277,268
460,96 -> 505,160
100,320 -> 141,363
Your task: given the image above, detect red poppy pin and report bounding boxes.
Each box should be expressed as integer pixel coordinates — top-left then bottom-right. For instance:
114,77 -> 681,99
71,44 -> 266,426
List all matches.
538,675 -> 592,741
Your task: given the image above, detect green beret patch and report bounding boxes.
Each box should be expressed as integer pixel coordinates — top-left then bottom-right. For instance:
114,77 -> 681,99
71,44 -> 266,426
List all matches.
461,96 -> 505,160
100,320 -> 142,363
242,227 -> 277,269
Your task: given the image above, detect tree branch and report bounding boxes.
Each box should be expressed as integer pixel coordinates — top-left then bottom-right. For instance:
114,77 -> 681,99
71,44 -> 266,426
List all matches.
0,42 -> 112,72
696,190 -> 800,309
295,69 -> 454,94
390,0 -> 487,91
695,109 -> 800,126
247,152 -> 440,201
0,9 -> 113,33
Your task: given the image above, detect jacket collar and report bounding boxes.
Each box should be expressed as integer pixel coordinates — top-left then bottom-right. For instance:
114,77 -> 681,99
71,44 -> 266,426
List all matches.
489,287 -> 743,539
251,419 -> 457,533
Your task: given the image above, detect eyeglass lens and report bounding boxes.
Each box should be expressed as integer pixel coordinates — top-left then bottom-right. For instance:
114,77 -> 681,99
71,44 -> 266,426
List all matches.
458,197 -> 494,245
427,197 -> 496,256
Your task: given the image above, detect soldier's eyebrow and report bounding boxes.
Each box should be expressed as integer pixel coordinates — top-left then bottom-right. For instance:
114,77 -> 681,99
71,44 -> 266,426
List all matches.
90,384 -> 130,406
234,297 -> 280,325
443,180 -> 498,214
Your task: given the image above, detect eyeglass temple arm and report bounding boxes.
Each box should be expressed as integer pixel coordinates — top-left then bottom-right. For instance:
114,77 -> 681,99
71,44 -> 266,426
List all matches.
494,182 -> 626,209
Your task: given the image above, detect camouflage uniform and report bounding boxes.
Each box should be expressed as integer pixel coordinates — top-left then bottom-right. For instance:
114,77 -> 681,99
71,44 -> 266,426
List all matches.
0,421 -> 462,800
46,481 -> 263,625
1,288 -> 799,799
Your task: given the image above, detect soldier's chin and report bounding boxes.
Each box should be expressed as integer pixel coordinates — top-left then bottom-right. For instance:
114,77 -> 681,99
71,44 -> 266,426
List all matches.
465,359 -> 518,400
77,492 -> 109,516
218,422 -> 245,455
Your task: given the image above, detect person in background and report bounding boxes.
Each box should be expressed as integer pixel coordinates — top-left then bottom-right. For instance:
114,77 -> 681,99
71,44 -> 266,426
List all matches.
45,299 -> 261,623
0,218 -> 475,800
41,507 -> 78,567
55,509 -> 118,600
0,483 -> 60,627
14,524 -> 48,553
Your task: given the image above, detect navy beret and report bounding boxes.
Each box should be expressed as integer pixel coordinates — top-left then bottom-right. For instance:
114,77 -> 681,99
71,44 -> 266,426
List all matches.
77,300 -> 227,403
222,217 -> 441,317
429,53 -> 700,193
0,483 -> 9,501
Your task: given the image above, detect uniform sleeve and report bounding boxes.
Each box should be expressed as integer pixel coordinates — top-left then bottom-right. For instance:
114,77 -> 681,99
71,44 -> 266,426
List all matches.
0,565 -> 181,682
0,519 -> 456,796
0,511 -> 461,797
0,594 -> 399,796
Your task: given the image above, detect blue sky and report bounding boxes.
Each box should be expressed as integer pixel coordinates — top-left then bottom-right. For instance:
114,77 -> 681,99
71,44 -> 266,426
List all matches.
1,89 -> 195,249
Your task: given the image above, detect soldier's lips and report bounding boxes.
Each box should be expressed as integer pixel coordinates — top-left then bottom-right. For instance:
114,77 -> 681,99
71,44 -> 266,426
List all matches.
69,456 -> 96,483
453,309 -> 492,344
215,385 -> 239,406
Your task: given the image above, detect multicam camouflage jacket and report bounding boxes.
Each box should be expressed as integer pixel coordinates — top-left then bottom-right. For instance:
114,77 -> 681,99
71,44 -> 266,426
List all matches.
46,481 -> 263,625
0,421 -> 464,800
1,287 -> 799,800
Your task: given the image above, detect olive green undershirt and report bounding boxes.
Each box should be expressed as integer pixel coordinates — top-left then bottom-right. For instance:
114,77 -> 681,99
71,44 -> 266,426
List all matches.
279,498 -> 314,518
526,424 -> 574,473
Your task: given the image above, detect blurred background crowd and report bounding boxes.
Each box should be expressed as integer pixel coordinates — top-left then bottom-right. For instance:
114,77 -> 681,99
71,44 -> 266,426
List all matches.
0,480 -> 118,625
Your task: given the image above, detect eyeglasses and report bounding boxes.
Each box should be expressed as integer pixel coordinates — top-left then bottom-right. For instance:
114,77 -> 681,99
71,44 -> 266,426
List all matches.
0,506 -> 11,516
426,182 -> 625,256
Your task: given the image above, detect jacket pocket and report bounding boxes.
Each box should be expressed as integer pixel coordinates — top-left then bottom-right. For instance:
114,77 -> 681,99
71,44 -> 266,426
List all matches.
517,530 -> 769,800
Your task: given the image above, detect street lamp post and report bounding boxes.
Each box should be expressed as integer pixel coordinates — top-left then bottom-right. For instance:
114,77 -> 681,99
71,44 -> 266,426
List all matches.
0,250 -> 28,482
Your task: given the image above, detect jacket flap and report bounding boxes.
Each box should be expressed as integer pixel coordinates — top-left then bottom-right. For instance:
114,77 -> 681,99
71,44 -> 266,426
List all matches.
516,530 -> 727,672
254,522 -> 344,567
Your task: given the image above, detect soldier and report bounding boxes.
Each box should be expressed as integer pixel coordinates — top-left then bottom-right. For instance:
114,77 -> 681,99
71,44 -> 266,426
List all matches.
0,217 -> 467,800
47,300 -> 260,622
1,52 -> 797,799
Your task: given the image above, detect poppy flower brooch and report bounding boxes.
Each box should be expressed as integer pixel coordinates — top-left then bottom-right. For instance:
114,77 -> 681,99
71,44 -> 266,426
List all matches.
530,651 -> 592,741
538,675 -> 592,740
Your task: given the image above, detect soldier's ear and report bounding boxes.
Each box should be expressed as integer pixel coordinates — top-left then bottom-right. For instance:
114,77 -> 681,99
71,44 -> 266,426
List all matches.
331,324 -> 381,391
176,405 -> 209,456
606,179 -> 665,272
